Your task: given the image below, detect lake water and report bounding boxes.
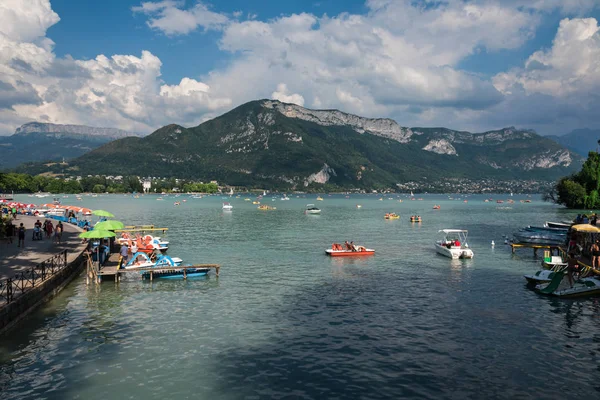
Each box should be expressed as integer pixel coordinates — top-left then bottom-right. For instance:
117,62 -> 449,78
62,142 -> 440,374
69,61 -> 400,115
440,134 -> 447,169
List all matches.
1,193 -> 599,399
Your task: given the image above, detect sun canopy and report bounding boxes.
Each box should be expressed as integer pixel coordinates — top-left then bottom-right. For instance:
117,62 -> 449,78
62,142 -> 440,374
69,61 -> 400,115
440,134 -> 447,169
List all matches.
92,209 -> 114,218
94,220 -> 125,231
571,224 -> 600,232
79,230 -> 116,239
439,229 -> 468,234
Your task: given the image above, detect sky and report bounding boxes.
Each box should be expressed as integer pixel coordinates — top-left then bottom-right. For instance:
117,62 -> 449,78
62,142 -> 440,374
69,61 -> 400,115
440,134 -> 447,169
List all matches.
1,0 -> 600,136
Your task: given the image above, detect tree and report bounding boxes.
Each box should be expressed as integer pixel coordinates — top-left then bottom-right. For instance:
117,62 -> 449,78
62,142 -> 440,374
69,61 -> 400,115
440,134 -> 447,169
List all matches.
556,178 -> 586,208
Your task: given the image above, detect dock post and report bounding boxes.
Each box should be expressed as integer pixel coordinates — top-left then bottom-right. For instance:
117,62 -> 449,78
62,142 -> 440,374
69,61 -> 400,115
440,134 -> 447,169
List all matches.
534,248 -> 537,257
150,271 -> 153,281
216,266 -> 220,277
183,268 -> 187,280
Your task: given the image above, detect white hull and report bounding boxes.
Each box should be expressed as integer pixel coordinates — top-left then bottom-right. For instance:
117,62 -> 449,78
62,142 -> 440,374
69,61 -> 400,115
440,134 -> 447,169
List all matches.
435,243 -> 474,259
306,210 -> 321,214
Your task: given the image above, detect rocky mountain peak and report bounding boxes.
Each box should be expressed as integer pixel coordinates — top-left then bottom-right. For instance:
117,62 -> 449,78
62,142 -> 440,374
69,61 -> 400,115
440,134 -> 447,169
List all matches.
14,122 -> 141,139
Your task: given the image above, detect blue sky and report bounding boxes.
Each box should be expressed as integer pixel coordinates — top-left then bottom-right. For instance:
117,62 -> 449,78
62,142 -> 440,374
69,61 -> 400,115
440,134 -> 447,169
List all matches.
1,0 -> 600,136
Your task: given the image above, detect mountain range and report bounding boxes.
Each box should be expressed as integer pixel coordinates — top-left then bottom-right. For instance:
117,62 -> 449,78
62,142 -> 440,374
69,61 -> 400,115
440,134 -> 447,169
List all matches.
14,100 -> 583,190
0,122 -> 142,169
546,128 -> 600,156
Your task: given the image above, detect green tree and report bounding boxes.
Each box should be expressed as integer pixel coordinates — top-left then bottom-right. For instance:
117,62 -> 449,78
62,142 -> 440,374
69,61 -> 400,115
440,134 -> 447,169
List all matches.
556,178 -> 586,209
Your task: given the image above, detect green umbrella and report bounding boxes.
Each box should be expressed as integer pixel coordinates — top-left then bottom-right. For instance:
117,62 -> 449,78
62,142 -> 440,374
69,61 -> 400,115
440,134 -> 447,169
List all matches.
92,209 -> 115,218
79,229 -> 116,239
94,220 -> 125,231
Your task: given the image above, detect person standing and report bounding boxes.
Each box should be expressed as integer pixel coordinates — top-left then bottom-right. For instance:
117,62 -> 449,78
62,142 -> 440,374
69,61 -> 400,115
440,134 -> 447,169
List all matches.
120,242 -> 129,268
592,240 -> 600,270
55,221 -> 63,244
17,223 -> 25,248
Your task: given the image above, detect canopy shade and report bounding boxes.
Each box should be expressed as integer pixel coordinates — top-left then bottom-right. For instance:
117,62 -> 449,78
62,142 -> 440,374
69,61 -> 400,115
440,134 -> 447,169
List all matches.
94,220 -> 125,231
79,230 -> 116,239
92,209 -> 114,218
571,224 -> 600,232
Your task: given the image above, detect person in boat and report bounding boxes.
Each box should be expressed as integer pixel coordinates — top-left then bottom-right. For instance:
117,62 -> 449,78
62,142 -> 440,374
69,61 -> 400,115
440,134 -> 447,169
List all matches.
350,241 -> 357,251
454,239 -> 461,247
566,252 -> 581,288
344,241 -> 352,250
119,242 -> 129,268
592,240 -> 600,269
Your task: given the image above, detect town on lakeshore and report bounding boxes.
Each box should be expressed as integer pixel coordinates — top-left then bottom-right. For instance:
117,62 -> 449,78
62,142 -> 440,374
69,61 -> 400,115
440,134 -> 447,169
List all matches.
3,1 -> 600,399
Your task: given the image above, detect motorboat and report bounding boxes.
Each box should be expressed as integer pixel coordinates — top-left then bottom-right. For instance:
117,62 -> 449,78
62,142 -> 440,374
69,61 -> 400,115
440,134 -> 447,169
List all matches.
384,213 -> 399,220
512,231 -> 565,246
435,229 -> 474,259
545,221 -> 572,229
410,215 -> 422,223
326,243 -> 375,257
222,202 -> 233,211
305,204 -> 321,214
535,271 -> 600,297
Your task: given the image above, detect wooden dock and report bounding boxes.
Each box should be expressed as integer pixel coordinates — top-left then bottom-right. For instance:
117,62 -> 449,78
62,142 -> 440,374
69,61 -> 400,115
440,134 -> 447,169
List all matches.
86,253 -> 220,284
510,243 -> 562,255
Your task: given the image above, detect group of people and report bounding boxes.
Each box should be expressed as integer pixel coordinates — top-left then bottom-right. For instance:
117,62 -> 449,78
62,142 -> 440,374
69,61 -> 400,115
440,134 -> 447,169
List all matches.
575,213 -> 598,225
4,219 -> 64,248
444,239 -> 461,249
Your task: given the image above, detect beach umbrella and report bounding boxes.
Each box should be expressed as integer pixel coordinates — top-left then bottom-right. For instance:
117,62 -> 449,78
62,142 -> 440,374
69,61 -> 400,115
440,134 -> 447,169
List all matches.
92,209 -> 114,218
94,220 -> 125,231
79,229 -> 116,239
571,224 -> 600,232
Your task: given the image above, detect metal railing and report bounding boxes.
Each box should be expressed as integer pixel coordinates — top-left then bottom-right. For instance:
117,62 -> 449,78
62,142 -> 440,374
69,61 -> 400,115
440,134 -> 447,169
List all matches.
0,250 -> 68,305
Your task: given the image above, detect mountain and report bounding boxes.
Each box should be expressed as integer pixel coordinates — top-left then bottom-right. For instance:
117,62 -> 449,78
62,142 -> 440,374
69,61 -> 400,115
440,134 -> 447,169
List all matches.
547,128 -> 600,156
0,122 -> 143,170
14,100 -> 583,189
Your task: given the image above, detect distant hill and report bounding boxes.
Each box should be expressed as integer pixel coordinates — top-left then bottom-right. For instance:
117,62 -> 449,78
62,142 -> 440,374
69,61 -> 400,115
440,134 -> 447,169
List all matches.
0,122 -> 143,170
547,128 -> 600,156
14,100 -> 583,189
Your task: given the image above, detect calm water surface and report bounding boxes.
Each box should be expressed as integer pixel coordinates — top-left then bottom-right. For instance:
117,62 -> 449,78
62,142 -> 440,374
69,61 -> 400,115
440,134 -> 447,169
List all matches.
1,194 -> 600,399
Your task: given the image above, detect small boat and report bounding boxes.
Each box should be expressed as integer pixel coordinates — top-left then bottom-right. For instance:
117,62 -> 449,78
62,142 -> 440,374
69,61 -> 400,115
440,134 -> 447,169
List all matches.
157,197 -> 164,201
435,229 -> 474,259
281,195 -> 290,201
410,215 -> 422,223
222,202 -> 233,211
174,201 -> 180,206
433,205 -> 440,210
384,213 -> 399,220
244,198 -> 251,201
305,204 -> 321,214
535,270 -> 600,297
252,201 -> 260,205
545,221 -> 572,229
524,263 -> 567,284
326,243 -> 375,257
258,205 -> 276,210
356,205 -> 362,208
316,196 -> 324,201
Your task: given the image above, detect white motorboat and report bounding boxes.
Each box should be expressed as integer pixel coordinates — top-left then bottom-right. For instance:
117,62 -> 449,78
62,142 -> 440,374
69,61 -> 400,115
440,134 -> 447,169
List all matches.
544,221 -> 572,229
435,229 -> 474,259
305,204 -> 321,214
222,202 -> 233,211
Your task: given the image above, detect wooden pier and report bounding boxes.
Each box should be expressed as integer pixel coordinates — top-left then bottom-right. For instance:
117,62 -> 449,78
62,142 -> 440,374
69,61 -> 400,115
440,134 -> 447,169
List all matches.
115,227 -> 169,234
86,253 -> 220,284
510,243 -> 562,256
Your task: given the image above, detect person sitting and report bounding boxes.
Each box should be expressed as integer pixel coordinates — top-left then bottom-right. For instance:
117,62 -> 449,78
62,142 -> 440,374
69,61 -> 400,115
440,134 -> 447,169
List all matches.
454,239 -> 461,247
350,241 -> 357,251
345,241 -> 352,250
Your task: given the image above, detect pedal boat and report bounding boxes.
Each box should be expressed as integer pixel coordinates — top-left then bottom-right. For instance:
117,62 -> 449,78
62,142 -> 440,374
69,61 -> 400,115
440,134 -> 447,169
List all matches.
535,270 -> 600,297
384,213 -> 399,220
123,252 -> 183,270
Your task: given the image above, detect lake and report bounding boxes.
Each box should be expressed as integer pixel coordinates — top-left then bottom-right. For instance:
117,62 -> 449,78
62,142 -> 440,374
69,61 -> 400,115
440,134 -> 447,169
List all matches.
1,193 -> 599,399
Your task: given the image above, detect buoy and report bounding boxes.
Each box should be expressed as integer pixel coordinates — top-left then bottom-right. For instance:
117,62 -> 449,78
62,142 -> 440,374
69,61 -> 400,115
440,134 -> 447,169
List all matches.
491,240 -> 495,247
504,239 -> 509,244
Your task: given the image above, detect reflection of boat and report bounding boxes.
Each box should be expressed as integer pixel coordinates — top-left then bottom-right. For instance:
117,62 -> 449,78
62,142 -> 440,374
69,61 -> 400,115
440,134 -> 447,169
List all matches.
410,215 -> 422,223
535,271 -> 600,297
435,229 -> 474,259
326,243 -> 375,257
223,202 -> 233,210
384,213 -> 399,220
258,205 -> 276,210
305,204 -> 321,214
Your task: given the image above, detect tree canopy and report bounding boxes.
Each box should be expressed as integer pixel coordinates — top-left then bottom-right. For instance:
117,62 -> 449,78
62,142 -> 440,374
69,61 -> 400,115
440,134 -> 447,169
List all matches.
553,151 -> 600,209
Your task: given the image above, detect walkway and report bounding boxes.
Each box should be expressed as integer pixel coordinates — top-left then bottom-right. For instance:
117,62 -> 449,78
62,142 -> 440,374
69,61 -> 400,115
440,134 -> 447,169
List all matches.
0,216 -> 87,280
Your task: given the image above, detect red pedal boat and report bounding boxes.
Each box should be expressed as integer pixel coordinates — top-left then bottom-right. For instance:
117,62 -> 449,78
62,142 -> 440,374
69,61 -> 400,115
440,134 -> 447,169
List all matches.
326,243 -> 375,257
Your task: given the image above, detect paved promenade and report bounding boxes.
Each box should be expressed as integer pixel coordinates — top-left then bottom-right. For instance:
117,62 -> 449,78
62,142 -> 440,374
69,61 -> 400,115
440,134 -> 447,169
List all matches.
0,216 -> 87,280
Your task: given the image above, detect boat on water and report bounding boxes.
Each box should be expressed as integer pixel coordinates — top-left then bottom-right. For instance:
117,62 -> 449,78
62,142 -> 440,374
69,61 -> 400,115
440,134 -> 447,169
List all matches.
222,202 -> 233,211
252,201 -> 260,205
156,197 -> 164,201
316,196 -> 324,201
174,201 -> 180,206
435,229 -> 474,259
545,221 -> 572,229
258,205 -> 276,210
305,204 -> 321,214
326,243 -> 375,257
384,213 -> 399,220
118,234 -> 169,252
524,262 -> 568,284
281,195 -> 290,201
410,215 -> 422,223
433,205 -> 440,210
356,204 -> 362,208
512,230 -> 566,246
123,252 -> 183,270
535,270 -> 600,297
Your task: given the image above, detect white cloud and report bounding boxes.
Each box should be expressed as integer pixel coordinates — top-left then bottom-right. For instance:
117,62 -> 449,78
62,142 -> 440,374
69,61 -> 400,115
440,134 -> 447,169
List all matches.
271,83 -> 305,106
132,1 -> 228,35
